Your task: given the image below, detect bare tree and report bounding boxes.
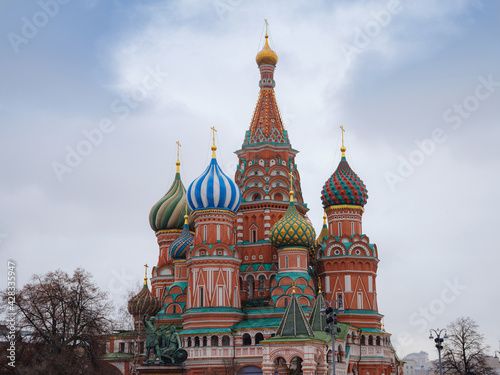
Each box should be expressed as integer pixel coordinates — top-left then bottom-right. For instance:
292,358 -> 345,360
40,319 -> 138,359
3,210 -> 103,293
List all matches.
439,316 -> 495,375
0,268 -> 115,375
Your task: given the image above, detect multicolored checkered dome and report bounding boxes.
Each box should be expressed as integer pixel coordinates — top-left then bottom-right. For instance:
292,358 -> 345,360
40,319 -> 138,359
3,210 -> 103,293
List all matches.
187,148 -> 241,213
321,155 -> 368,208
169,216 -> 193,261
269,192 -> 316,249
149,163 -> 191,232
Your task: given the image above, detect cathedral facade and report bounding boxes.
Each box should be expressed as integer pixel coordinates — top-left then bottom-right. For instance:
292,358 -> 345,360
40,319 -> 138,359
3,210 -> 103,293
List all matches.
103,32 -> 404,375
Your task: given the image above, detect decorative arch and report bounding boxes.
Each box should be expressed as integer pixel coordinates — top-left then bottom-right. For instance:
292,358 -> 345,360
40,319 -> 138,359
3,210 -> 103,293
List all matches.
326,243 -> 347,256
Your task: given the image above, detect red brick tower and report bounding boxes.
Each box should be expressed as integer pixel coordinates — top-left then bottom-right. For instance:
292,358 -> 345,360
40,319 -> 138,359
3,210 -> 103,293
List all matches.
182,135 -> 244,332
234,31 -> 309,305
316,130 -> 381,330
149,144 -> 193,301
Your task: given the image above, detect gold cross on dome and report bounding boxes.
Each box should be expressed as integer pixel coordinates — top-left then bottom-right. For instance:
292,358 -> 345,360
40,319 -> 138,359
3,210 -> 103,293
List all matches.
340,125 -> 345,148
210,126 -> 217,146
144,264 -> 148,278
265,19 -> 269,37
176,141 -> 181,162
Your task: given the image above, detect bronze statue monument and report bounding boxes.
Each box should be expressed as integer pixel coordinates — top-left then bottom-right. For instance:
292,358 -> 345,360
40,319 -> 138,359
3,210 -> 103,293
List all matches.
142,314 -> 187,366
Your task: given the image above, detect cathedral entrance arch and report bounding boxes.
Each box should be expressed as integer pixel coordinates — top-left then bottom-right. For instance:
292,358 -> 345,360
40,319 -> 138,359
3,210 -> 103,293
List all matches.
238,365 -> 263,375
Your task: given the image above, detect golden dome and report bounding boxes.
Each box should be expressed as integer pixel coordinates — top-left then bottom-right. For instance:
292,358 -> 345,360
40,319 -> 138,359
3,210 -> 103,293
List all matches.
256,35 -> 278,66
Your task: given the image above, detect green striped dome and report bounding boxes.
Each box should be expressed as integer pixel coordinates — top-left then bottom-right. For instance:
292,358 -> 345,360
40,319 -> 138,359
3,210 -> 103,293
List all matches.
149,171 -> 190,232
269,194 -> 316,249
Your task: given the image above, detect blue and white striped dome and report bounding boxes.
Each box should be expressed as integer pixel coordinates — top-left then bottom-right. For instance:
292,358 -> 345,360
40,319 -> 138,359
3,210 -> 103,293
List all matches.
187,156 -> 241,213
170,217 -> 194,261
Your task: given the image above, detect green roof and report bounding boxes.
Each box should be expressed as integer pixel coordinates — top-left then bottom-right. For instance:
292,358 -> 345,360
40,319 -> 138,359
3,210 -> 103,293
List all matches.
101,352 -> 135,360
359,327 -> 387,334
179,328 -> 232,335
276,292 -> 314,337
309,293 -> 326,332
185,307 -> 243,313
232,318 -> 282,330
343,309 -> 382,315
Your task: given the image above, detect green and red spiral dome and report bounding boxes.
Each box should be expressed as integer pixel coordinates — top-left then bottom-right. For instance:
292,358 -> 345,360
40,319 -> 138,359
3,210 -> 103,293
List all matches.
321,156 -> 368,208
127,281 -> 162,318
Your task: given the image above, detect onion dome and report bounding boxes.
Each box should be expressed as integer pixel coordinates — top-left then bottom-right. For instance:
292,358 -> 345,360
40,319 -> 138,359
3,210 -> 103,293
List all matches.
256,34 -> 278,66
170,213 -> 193,260
149,159 -> 190,232
269,191 -> 316,248
321,143 -> 368,208
187,141 -> 241,213
127,272 -> 162,317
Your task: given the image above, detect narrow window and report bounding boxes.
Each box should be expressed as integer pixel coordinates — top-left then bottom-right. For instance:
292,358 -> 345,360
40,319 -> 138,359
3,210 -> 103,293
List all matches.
351,222 -> 354,235
357,292 -> 363,309
285,256 -> 288,268
345,275 -> 351,292
338,222 -> 342,236
325,276 -> 330,292
368,276 -> 373,292
203,225 -> 207,241
173,305 -> 176,314
297,255 -> 300,268
218,286 -> 224,306
200,287 -> 204,307
217,224 -> 220,241
251,229 -> 257,243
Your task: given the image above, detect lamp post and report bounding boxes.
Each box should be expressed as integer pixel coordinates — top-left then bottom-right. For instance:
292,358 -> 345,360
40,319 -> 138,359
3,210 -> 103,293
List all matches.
321,296 -> 344,375
429,328 -> 448,375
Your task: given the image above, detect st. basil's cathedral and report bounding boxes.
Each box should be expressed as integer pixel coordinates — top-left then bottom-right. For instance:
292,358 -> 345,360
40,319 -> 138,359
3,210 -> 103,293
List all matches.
103,30 -> 404,375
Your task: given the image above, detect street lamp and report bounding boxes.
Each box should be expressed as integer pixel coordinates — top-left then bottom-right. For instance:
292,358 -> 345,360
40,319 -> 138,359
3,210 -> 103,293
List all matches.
321,296 -> 344,375
429,328 -> 448,375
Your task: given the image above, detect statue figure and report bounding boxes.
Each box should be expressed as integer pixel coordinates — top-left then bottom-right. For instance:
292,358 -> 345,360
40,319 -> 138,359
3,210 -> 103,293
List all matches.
142,314 -> 162,365
161,326 -> 183,364
159,326 -> 168,349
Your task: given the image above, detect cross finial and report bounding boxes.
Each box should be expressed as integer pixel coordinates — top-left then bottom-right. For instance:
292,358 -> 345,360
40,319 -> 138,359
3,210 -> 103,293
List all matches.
184,200 -> 188,223
144,264 -> 149,286
264,19 -> 269,37
210,126 -> 217,158
288,169 -> 294,202
175,141 -> 181,172
318,278 -> 322,294
292,278 -> 296,294
340,125 -> 346,157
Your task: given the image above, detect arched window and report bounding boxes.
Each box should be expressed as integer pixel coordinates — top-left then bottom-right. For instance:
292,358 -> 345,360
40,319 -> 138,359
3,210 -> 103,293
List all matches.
211,335 -> 219,346
255,332 -> 264,345
368,335 -> 373,346
187,337 -> 192,347
247,275 -> 255,299
203,336 -> 207,347
258,275 -> 266,289
242,333 -> 251,346
253,193 -> 261,201
239,276 -> 244,290
337,344 -> 343,363
274,193 -> 283,201
360,335 -> 366,345
251,229 -> 257,243
194,337 -> 200,347
222,335 -> 230,347
290,357 -> 303,374
376,336 -> 381,346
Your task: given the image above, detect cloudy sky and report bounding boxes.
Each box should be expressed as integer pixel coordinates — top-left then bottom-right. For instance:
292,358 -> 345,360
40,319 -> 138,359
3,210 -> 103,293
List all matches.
1,0 -> 499,360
